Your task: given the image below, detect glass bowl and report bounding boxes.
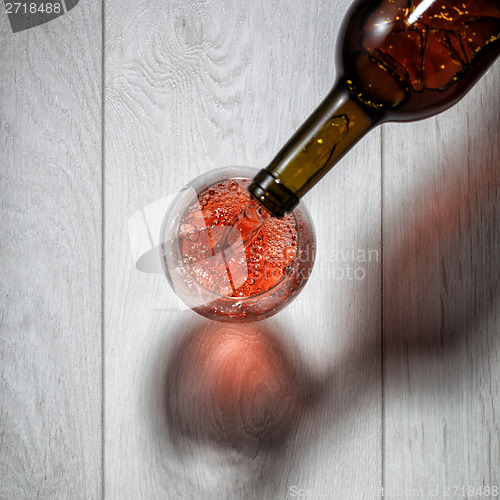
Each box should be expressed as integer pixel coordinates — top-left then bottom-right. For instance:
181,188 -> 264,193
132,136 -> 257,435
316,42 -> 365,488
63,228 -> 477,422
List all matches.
161,167 -> 315,322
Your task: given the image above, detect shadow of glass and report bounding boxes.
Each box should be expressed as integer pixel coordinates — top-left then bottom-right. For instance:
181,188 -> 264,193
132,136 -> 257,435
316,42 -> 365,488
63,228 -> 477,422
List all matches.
154,315 -> 320,480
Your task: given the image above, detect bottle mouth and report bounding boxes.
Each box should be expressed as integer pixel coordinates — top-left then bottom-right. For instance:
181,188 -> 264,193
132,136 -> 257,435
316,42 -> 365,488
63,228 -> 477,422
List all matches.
248,169 -> 299,218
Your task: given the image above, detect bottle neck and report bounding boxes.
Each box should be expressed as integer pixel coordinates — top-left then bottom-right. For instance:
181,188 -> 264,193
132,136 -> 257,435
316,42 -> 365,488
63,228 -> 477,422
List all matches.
249,79 -> 381,217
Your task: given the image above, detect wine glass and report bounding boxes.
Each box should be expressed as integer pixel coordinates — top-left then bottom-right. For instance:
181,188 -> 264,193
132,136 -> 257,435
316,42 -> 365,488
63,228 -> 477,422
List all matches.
161,166 -> 316,322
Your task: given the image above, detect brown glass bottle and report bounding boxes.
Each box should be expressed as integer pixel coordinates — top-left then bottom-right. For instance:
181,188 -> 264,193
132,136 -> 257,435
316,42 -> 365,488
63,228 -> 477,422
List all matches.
249,0 -> 500,217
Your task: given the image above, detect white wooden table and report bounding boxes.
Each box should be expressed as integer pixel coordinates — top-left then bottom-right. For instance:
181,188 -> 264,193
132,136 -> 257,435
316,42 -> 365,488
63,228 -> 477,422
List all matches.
1,0 -> 499,498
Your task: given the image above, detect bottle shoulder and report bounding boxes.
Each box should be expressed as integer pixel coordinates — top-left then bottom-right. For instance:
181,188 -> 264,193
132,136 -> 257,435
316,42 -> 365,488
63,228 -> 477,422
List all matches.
337,0 -> 500,121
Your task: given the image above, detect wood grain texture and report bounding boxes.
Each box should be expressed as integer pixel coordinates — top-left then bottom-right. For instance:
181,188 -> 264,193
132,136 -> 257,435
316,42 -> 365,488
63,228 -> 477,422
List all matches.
4,0 -> 496,496
383,61 -> 500,495
104,0 -> 381,498
0,2 -> 102,498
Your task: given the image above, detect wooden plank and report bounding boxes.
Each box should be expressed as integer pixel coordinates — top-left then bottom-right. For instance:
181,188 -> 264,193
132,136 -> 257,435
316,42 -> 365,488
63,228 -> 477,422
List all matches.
0,3 -> 102,498
105,0 -> 382,497
383,61 -> 500,495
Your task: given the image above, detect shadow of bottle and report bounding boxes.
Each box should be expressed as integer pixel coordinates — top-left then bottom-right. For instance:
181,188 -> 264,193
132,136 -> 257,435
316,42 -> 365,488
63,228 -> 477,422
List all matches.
308,79 -> 500,469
